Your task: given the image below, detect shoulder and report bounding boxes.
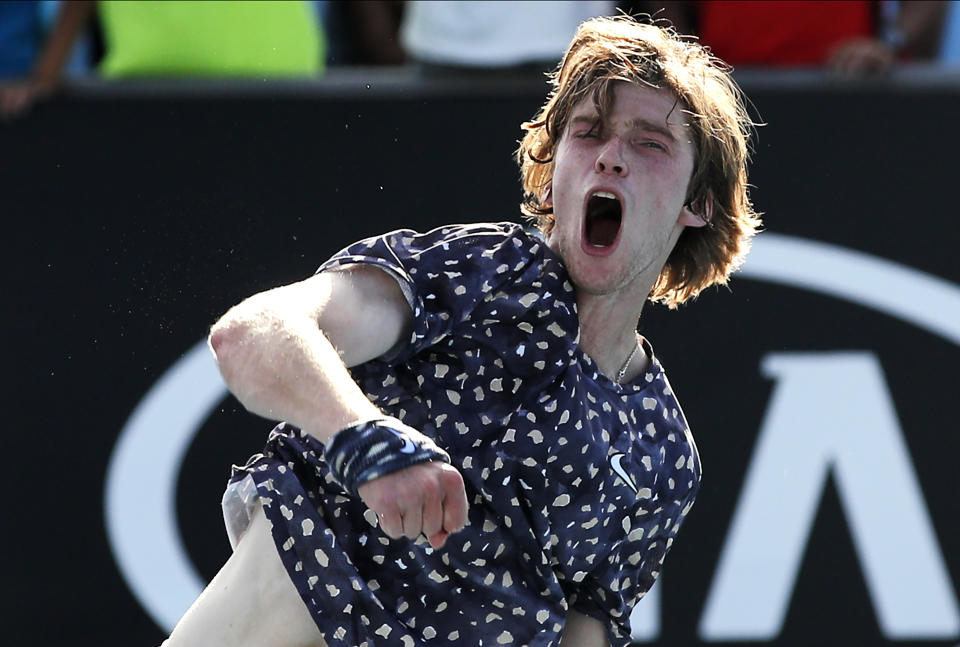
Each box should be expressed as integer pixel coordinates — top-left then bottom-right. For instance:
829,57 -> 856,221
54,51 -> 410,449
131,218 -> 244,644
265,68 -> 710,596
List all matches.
384,221 -> 540,259
320,222 -> 543,272
322,221 -> 558,303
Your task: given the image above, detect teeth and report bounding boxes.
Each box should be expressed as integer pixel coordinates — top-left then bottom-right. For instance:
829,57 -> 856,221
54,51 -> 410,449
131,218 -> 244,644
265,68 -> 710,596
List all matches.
592,191 -> 617,200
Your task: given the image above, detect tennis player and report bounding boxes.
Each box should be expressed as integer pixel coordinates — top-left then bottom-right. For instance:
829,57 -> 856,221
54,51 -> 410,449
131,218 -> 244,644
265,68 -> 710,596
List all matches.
163,15 -> 760,647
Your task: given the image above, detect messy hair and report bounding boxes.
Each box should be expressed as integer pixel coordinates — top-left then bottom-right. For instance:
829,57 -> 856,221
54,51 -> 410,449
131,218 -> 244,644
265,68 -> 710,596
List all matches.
516,15 -> 762,308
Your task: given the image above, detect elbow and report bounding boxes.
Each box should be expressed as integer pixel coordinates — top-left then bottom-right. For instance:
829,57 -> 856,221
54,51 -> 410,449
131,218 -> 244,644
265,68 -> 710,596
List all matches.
208,310 -> 258,381
208,317 -> 237,358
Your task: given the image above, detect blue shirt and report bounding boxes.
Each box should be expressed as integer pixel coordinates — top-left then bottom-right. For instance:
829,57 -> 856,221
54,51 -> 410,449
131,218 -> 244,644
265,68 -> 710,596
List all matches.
0,1 -> 42,79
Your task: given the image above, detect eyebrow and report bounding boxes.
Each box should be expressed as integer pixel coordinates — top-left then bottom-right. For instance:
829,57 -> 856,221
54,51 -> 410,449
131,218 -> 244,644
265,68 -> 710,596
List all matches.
625,118 -> 679,143
569,114 -> 680,143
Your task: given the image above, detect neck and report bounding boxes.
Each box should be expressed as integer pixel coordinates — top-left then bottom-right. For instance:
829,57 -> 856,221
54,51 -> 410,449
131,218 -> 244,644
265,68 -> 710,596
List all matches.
576,288 -> 648,382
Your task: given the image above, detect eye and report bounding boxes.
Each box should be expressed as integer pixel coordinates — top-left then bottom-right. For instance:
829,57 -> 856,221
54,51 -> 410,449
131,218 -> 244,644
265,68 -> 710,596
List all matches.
637,139 -> 667,152
576,127 -> 600,139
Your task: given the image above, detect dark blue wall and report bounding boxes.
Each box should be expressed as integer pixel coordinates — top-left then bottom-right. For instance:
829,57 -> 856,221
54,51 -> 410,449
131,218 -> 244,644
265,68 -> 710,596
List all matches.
4,74 -> 958,646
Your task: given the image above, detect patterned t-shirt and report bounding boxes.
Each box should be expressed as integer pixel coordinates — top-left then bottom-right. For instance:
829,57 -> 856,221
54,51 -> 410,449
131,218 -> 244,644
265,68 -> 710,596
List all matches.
227,222 -> 701,647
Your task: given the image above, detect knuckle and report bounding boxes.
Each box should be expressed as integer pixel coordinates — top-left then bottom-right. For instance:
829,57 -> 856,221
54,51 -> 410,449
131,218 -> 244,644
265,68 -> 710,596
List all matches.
440,468 -> 464,488
378,518 -> 396,535
420,478 -> 441,500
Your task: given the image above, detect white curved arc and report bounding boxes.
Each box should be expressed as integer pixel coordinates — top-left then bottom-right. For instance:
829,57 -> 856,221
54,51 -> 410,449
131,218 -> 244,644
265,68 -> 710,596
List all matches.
741,234 -> 960,346
104,341 -> 228,631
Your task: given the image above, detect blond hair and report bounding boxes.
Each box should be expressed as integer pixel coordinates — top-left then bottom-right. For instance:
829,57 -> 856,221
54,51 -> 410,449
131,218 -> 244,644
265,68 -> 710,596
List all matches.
516,15 -> 762,308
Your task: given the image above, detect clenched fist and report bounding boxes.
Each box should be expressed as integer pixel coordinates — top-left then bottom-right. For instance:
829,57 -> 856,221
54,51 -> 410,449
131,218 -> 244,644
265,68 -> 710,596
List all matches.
358,461 -> 469,549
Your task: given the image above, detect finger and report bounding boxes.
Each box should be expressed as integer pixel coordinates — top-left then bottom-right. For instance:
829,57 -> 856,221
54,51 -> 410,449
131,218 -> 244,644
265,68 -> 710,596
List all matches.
844,48 -> 874,75
440,467 -> 469,533
830,49 -> 857,76
420,480 -> 445,540
826,43 -> 852,70
839,54 -> 859,76
841,53 -> 864,77
0,91 -> 18,117
400,498 -> 423,540
867,50 -> 893,74
428,530 -> 450,549
9,90 -> 31,117
378,509 -> 403,539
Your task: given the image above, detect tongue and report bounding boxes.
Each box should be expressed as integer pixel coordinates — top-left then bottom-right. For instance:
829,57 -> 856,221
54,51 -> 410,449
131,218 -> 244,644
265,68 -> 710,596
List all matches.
588,216 -> 620,247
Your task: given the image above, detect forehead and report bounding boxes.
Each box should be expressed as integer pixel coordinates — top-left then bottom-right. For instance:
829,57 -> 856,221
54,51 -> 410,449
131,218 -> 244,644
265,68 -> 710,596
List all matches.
569,82 -> 691,132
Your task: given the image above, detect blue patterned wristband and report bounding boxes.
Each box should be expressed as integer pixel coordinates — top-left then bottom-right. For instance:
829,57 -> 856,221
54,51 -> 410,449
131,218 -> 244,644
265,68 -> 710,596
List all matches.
323,416 -> 452,496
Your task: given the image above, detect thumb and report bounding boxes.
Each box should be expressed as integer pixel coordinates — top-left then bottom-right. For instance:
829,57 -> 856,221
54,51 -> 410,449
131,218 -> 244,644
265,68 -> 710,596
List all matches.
428,530 -> 450,549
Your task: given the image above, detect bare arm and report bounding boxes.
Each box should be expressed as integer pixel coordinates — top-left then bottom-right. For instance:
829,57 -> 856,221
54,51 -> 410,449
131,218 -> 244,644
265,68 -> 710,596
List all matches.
208,265 -> 404,435
828,1 -> 948,76
896,0 -> 948,59
560,610 -> 609,647
347,0 -> 406,64
0,0 -> 94,117
209,264 -> 468,547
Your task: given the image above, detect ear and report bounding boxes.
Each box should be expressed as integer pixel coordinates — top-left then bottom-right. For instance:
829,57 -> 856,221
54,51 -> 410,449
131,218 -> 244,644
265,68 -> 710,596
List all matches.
679,194 -> 713,228
540,181 -> 553,208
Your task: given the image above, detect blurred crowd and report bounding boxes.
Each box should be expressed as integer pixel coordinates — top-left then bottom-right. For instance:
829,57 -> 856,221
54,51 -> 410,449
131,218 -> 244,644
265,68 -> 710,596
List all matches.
2,0 -> 958,117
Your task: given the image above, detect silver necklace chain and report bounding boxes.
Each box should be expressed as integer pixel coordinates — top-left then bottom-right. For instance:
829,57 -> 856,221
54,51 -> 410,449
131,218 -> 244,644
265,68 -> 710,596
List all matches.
615,333 -> 642,385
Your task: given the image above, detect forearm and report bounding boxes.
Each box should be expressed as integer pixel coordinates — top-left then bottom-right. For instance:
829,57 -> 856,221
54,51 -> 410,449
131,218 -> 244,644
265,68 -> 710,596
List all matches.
208,298 -> 381,443
31,0 -> 95,86
896,0 -> 948,59
210,268 -> 469,548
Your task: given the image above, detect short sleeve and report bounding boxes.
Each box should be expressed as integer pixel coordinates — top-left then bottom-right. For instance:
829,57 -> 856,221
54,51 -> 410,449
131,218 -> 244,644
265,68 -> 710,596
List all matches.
316,222 -> 543,364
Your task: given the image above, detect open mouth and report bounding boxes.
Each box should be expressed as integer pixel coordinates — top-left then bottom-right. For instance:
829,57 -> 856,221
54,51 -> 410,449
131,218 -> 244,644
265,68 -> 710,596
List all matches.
584,191 -> 622,248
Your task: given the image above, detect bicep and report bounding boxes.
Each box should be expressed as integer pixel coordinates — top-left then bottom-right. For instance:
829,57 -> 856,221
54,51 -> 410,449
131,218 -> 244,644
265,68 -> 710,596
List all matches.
317,264 -> 413,366
559,609 -> 608,647
263,264 -> 412,367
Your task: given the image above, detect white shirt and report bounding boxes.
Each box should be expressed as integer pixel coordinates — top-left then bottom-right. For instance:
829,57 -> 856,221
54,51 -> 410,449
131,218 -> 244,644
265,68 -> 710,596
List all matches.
400,0 -> 615,67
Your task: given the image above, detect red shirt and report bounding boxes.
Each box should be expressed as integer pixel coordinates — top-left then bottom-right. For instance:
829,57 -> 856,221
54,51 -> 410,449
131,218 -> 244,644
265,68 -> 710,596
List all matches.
697,1 -> 877,66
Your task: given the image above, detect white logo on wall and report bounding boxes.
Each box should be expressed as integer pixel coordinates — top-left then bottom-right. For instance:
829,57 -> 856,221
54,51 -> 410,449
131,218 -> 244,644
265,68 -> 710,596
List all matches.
104,233 -> 960,639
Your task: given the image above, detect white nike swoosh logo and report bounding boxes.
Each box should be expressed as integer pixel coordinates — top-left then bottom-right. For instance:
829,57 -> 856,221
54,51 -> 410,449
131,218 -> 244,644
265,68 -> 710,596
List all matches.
610,453 -> 639,495
387,427 -> 417,454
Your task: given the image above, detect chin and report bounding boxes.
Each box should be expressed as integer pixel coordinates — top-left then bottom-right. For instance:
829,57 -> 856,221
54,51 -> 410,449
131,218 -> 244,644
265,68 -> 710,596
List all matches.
565,260 -> 627,296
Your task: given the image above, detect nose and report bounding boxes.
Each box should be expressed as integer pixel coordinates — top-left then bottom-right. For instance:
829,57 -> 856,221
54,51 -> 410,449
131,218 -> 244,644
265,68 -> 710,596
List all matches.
595,138 -> 628,177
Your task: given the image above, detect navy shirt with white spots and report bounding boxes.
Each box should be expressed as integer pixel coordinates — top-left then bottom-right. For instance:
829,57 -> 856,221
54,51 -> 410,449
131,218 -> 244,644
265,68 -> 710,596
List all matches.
227,222 -> 701,647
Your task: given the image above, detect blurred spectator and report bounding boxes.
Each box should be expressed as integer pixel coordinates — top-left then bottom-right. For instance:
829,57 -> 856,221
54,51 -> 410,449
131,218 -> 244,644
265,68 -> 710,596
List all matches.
0,0 -> 92,80
97,1 -> 323,77
0,1 -> 44,79
322,1 -> 406,66
941,0 -> 960,63
399,0 -> 616,78
1,0 -> 325,117
629,1 -> 947,75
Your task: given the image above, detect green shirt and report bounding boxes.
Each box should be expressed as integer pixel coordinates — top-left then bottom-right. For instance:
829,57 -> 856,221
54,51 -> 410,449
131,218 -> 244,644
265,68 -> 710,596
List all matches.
98,1 -> 323,78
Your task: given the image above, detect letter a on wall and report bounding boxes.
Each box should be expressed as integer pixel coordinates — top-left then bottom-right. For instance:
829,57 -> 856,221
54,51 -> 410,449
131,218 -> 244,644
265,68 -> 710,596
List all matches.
699,352 -> 959,640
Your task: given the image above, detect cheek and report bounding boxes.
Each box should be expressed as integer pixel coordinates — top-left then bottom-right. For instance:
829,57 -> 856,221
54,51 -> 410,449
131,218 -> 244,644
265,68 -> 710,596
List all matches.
551,186 -> 578,231
649,160 -> 695,210
549,153 -> 579,223
550,145 -> 573,182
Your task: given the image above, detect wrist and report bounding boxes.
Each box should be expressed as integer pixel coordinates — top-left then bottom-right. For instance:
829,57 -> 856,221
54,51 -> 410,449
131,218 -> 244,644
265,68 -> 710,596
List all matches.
323,416 -> 451,496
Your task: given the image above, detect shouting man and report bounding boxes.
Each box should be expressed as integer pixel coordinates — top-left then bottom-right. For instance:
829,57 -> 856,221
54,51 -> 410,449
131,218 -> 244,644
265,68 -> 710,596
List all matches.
164,15 -> 760,647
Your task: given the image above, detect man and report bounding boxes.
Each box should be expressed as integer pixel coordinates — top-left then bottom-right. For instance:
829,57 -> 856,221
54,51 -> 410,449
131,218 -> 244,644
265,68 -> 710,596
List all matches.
163,15 -> 760,647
